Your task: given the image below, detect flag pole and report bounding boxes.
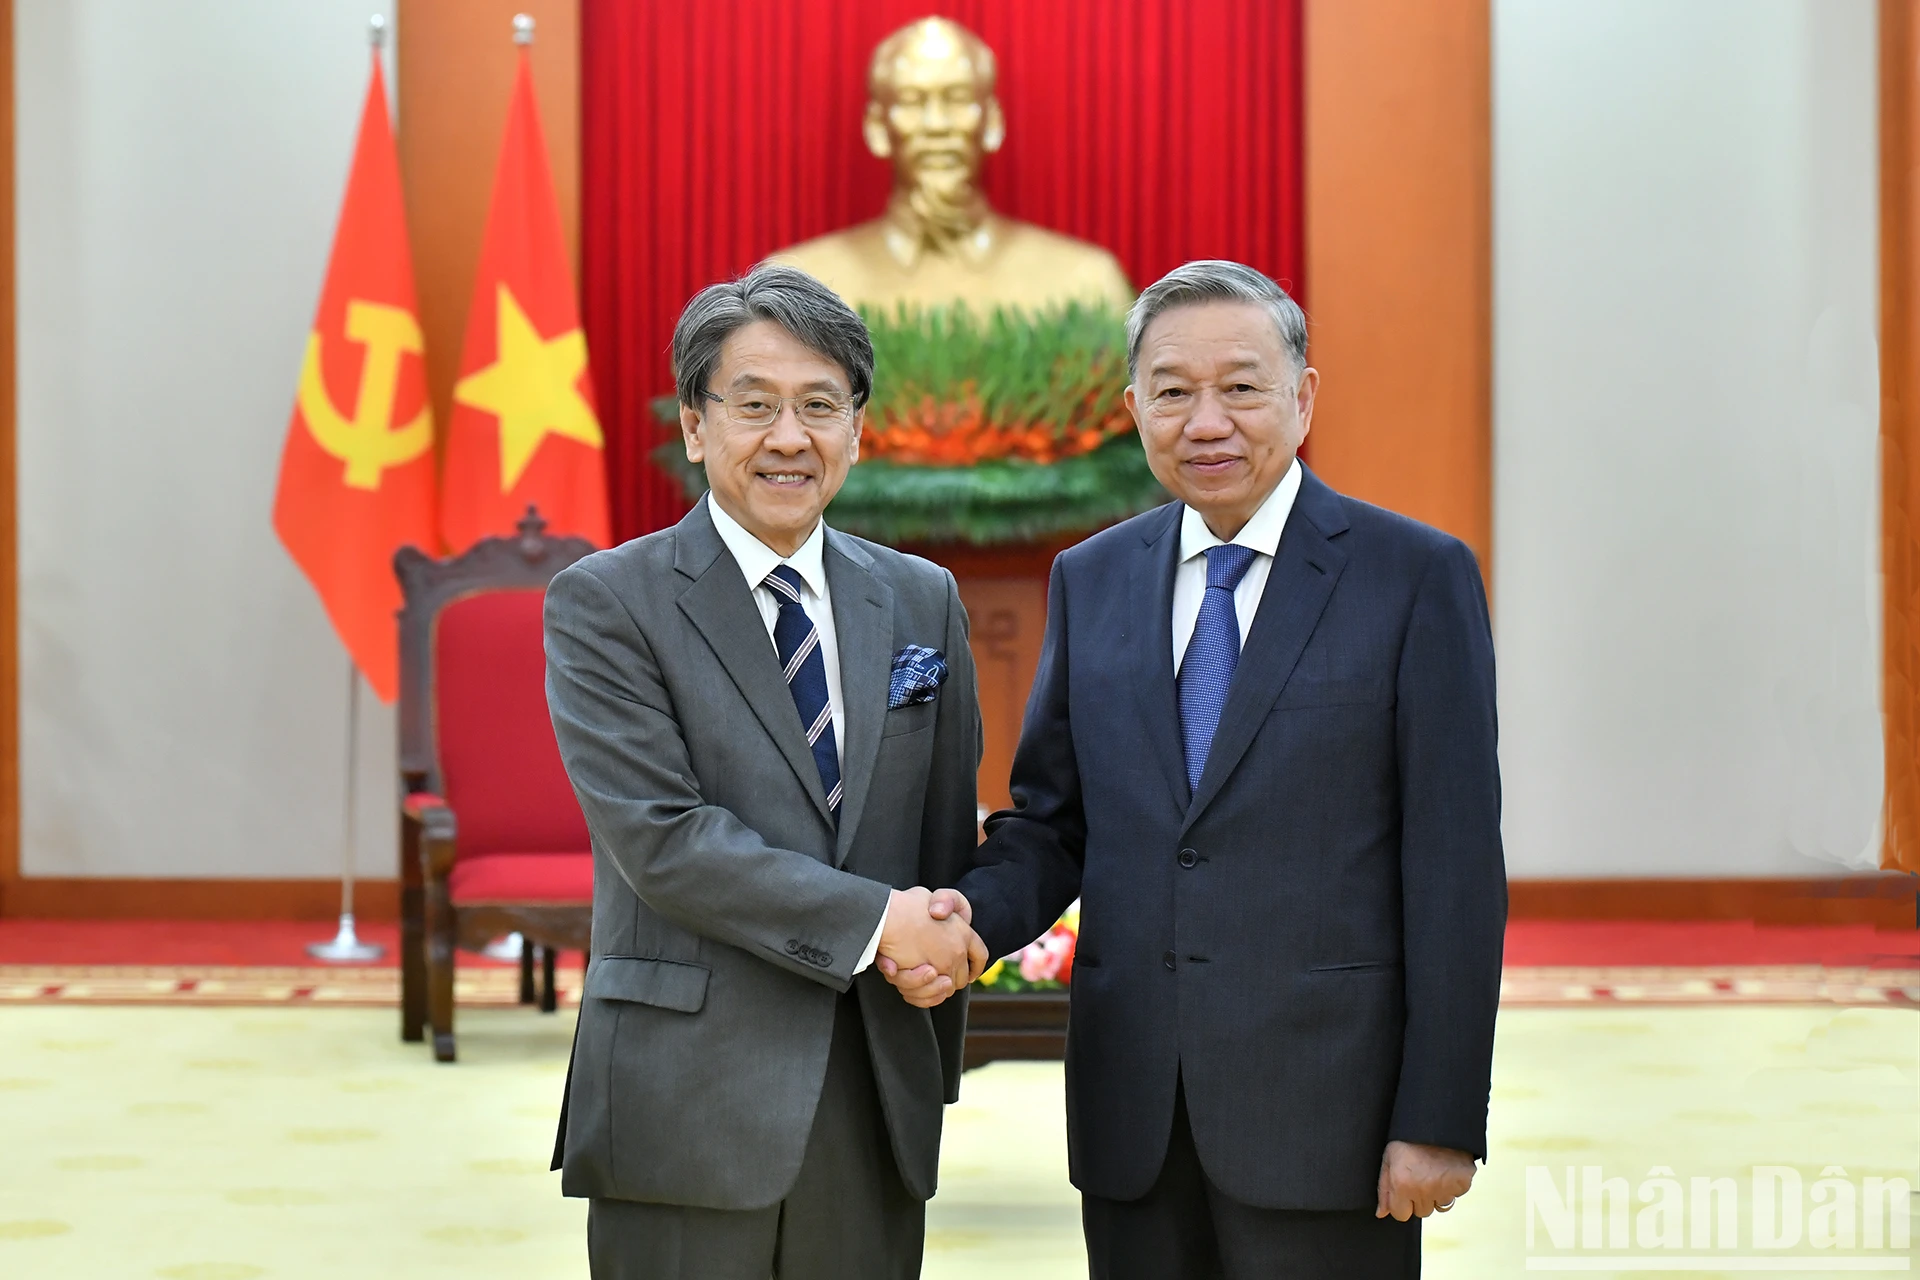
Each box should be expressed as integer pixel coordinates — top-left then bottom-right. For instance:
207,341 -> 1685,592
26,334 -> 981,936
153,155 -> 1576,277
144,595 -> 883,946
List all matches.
478,11 -> 542,971
309,658 -> 383,962
306,11 -> 391,967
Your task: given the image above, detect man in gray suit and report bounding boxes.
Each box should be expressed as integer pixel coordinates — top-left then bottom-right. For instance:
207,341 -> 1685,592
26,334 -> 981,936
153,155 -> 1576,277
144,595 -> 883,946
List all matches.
544,264 -> 988,1279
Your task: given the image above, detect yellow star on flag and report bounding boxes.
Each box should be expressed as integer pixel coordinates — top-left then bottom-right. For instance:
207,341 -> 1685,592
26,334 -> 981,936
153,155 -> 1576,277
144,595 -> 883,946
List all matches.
453,283 -> 603,492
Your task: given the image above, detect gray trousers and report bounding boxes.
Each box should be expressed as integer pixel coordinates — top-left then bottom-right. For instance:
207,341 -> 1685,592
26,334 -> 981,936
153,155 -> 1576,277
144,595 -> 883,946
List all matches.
587,992 -> 925,1280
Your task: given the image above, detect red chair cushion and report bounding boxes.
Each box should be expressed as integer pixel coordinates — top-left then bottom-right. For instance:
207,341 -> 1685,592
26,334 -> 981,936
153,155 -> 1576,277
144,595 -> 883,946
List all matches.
448,852 -> 594,904
433,589 -> 592,859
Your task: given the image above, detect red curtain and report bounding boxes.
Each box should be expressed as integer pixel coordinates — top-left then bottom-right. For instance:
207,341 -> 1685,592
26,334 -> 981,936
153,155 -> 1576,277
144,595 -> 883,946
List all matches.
581,0 -> 1305,541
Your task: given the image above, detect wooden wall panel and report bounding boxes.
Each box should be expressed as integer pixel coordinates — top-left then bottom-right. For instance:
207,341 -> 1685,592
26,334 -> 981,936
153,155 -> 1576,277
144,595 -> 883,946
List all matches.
1301,0 -> 1491,576
16,875 -> 1912,927
4,878 -> 398,921
15,875 -> 1915,927
397,0 -> 579,446
1882,0 -> 1920,874
1510,876 -> 1917,927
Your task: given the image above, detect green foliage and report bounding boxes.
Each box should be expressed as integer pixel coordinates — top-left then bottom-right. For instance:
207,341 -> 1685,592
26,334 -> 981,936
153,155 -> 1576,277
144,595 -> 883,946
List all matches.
652,434 -> 1167,545
650,303 -> 1169,545
861,301 -> 1129,441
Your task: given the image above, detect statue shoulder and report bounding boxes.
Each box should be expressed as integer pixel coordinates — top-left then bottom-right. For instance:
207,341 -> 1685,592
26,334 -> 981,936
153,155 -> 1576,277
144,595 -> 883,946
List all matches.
765,221 -> 888,278
995,219 -> 1135,309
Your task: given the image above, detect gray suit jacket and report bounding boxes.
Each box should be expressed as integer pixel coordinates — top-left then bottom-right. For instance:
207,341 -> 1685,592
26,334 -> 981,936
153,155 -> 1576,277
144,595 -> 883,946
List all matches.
543,497 -> 980,1211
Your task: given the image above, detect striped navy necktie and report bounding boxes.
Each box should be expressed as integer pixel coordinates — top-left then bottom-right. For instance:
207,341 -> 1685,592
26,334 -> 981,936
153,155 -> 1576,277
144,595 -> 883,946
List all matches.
764,565 -> 841,822
1178,543 -> 1258,793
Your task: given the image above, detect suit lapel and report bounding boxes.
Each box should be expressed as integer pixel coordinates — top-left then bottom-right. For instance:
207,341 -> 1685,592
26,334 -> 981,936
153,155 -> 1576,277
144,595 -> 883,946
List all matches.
1128,505 -> 1191,814
1183,470 -> 1351,832
673,501 -> 835,829
825,531 -> 892,867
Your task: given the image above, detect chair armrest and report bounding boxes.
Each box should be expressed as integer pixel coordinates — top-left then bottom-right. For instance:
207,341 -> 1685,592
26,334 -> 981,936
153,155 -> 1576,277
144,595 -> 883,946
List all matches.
404,791 -> 450,824
403,792 -> 459,877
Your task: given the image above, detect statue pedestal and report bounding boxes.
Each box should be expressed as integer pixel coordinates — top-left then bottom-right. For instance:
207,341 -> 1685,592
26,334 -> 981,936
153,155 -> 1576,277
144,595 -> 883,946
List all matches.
904,540 -> 1070,817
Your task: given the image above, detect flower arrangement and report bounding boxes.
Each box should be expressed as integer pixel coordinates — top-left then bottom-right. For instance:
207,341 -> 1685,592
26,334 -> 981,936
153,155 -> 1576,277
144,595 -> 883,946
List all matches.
653,303 -> 1168,545
859,302 -> 1135,466
977,901 -> 1078,993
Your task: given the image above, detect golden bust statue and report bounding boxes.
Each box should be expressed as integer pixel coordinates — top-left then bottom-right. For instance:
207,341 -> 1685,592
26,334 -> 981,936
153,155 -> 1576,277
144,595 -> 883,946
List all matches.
768,17 -> 1134,315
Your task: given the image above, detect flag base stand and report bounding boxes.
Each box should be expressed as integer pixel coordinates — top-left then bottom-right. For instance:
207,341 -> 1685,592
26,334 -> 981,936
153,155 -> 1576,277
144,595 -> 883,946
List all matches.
307,662 -> 381,965
307,912 -> 384,963
483,932 -> 525,961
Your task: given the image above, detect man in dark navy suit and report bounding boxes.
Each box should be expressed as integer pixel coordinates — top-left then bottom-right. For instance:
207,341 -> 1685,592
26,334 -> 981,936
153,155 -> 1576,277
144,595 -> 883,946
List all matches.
883,260 -> 1506,1277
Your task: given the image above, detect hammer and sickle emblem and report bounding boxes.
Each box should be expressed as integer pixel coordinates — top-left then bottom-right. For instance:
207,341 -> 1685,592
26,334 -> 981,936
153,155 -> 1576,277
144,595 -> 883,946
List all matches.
297,300 -> 434,490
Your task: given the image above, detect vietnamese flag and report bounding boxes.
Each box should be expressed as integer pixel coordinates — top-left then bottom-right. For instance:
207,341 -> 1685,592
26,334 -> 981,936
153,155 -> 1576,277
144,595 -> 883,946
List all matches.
441,50 -> 610,552
272,53 -> 435,704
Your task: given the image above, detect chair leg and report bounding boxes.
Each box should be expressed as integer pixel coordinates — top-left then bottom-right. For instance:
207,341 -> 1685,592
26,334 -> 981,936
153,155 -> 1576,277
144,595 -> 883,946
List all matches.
400,884 -> 427,1042
518,942 -> 536,1005
540,945 -> 559,1013
425,882 -> 457,1063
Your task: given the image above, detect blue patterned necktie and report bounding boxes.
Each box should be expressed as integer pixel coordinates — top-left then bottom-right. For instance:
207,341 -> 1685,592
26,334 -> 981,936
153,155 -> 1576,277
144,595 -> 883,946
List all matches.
1178,543 -> 1258,794
764,565 -> 842,821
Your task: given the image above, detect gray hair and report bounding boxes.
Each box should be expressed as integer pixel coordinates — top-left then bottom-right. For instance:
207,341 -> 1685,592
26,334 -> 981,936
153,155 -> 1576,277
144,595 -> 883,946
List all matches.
1125,260 -> 1308,382
672,264 -> 875,409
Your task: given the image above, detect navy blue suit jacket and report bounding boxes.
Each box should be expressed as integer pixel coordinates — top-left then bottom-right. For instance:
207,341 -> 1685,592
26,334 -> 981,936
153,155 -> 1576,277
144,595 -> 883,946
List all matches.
960,467 -> 1506,1211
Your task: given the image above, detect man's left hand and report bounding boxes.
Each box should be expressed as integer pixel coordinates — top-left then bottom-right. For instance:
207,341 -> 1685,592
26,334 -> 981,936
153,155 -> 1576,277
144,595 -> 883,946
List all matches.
1375,1140 -> 1476,1220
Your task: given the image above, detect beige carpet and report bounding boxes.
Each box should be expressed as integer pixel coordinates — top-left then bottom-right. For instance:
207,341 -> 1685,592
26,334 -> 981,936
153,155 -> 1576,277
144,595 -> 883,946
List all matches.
1,1003 -> 1915,1278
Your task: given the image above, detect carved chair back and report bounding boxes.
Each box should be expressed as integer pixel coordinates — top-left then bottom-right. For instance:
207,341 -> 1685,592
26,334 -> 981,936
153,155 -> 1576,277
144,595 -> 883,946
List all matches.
395,508 -> 597,859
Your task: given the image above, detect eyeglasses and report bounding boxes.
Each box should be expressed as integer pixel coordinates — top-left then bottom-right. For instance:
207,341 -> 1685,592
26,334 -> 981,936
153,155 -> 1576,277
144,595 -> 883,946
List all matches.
703,390 -> 856,429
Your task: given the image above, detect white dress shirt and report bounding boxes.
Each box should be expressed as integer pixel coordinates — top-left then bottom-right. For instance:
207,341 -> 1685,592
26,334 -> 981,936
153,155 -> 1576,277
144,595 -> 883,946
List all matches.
708,499 -> 845,764
707,499 -> 884,970
1171,458 -> 1303,675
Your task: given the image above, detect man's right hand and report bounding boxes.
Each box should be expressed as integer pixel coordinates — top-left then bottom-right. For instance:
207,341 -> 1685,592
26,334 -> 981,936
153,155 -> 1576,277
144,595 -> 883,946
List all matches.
877,888 -> 987,1008
878,887 -> 980,989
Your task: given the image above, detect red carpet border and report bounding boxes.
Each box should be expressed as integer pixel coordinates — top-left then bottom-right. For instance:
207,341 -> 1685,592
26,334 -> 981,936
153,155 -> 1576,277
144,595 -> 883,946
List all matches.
2,920 -> 1918,1008
0,963 -> 580,1007
2,961 -> 1917,1008
1496,964 -> 1920,1007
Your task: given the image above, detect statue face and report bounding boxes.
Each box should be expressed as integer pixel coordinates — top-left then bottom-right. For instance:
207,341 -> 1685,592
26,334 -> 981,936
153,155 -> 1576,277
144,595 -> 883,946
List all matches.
681,321 -> 863,557
866,26 -> 1003,194
1125,301 -> 1318,540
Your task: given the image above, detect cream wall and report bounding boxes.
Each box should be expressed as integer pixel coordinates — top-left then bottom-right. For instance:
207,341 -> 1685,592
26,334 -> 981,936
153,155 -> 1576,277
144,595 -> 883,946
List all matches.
1493,0 -> 1882,877
16,0 -> 401,878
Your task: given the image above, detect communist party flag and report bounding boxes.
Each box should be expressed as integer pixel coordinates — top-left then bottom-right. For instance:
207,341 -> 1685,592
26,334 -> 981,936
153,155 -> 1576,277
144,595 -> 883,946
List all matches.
272,54 -> 435,704
441,50 -> 610,551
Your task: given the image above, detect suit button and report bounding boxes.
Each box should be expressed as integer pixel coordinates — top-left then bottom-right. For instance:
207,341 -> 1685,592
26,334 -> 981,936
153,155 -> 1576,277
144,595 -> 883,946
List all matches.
1163,951 -> 1177,971
1178,848 -> 1197,868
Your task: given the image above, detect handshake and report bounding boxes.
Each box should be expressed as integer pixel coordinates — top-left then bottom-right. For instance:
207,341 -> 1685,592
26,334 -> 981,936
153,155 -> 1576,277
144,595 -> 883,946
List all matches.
873,887 -> 989,1009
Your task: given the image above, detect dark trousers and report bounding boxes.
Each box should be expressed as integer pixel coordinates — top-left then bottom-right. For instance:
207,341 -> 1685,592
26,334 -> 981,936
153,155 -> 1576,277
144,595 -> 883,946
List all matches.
1083,1079 -> 1420,1280
587,993 -> 924,1280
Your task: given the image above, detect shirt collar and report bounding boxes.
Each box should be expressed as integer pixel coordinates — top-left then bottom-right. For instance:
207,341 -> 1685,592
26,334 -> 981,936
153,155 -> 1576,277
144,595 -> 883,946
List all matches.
1178,457 -> 1303,564
708,497 -> 830,600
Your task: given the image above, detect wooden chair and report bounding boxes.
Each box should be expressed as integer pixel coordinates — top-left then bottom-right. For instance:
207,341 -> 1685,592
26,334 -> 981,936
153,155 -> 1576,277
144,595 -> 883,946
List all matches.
395,507 -> 597,1062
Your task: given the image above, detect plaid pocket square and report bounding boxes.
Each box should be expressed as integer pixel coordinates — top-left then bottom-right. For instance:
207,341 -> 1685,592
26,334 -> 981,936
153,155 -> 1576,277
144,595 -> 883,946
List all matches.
889,646 -> 948,708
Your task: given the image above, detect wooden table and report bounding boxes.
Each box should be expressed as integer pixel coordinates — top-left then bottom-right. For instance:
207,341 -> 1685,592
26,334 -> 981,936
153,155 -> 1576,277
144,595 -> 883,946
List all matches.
963,990 -> 1070,1069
